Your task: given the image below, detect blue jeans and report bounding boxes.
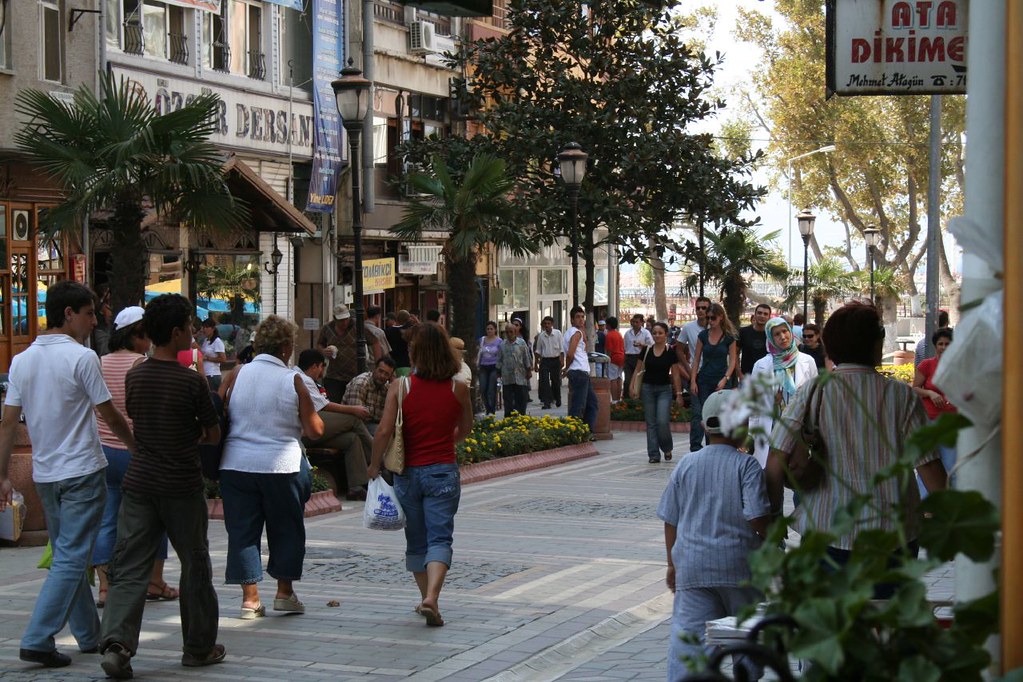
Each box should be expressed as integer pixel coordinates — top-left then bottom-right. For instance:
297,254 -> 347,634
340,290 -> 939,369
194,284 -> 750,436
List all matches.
94,445 -> 168,565
22,469 -> 106,653
479,365 -> 498,414
567,369 -> 598,434
642,383 -> 673,461
393,463 -> 461,572
689,378 -> 718,451
220,467 -> 312,583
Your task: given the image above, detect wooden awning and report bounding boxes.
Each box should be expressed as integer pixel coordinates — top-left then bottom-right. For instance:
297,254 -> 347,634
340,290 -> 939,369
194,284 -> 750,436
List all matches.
222,155 -> 316,236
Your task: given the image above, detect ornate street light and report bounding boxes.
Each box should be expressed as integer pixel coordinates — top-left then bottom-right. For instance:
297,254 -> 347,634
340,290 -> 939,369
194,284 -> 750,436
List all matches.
332,63 -> 373,374
864,226 -> 881,306
796,208 -> 816,323
264,232 -> 284,315
558,142 -> 588,308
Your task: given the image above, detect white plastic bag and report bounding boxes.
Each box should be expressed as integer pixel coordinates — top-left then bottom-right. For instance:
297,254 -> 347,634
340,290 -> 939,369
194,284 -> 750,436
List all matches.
0,490 -> 27,542
363,477 -> 406,531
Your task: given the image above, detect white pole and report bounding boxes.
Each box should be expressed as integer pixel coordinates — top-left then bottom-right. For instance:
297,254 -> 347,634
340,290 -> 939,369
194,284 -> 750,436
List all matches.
957,0 -> 1005,672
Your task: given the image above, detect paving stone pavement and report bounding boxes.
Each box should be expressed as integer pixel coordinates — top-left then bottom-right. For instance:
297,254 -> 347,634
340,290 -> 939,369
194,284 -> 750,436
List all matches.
0,394 -> 956,681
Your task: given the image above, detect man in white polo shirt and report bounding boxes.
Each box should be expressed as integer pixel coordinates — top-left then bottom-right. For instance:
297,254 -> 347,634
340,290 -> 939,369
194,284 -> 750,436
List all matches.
622,313 -> 654,399
0,281 -> 134,669
533,316 -> 565,409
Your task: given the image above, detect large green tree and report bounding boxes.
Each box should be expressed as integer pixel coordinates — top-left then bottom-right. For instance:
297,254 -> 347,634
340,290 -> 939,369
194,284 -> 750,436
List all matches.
15,73 -> 246,313
392,154 -> 536,369
733,3 -> 965,316
403,0 -> 764,318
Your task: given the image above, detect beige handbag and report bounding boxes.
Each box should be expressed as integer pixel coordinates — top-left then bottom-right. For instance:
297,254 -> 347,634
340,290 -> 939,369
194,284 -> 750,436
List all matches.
383,377 -> 408,474
629,346 -> 650,398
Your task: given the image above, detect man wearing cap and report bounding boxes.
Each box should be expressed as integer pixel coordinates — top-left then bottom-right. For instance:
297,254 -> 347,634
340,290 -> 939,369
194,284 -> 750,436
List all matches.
594,320 -> 607,355
657,390 -> 770,682
316,304 -> 372,402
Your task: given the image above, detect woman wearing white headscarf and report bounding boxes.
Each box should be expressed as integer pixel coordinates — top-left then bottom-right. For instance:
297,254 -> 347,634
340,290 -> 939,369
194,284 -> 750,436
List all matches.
750,317 -> 818,468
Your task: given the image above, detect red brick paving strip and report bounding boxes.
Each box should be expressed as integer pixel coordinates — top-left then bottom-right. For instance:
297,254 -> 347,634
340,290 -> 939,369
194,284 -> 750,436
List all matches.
460,443 -> 599,485
609,421 -> 690,433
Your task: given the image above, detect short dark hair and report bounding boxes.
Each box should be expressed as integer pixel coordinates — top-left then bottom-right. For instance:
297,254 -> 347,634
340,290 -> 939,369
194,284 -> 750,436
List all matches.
542,315 -> 554,324
375,355 -> 397,370
755,303 -> 773,314
385,312 -> 396,322
793,313 -> 805,325
367,305 -> 381,319
572,306 -> 587,318
201,317 -> 219,340
46,281 -> 96,329
695,296 -> 711,306
932,327 -> 953,345
631,313 -> 644,322
802,322 -> 821,335
605,316 -> 619,330
822,303 -> 883,365
652,321 -> 670,335
938,310 -> 949,327
144,294 -> 193,347
426,309 -> 441,322
298,348 -> 326,371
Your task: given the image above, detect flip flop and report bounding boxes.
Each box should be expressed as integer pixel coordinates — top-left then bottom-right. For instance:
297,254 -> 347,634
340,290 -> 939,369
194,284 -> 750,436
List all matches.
418,604 -> 445,627
96,589 -> 107,609
146,582 -> 180,601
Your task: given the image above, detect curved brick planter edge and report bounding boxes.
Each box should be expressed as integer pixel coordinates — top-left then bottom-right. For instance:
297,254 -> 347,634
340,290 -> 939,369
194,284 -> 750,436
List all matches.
460,442 -> 600,486
610,420 -> 690,433
207,489 -> 341,521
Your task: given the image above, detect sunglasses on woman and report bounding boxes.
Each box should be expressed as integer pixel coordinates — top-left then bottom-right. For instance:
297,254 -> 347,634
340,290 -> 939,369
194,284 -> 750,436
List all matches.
707,315 -> 719,321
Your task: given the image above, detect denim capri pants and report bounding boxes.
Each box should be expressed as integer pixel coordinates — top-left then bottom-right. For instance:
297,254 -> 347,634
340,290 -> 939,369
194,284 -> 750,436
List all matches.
393,462 -> 461,572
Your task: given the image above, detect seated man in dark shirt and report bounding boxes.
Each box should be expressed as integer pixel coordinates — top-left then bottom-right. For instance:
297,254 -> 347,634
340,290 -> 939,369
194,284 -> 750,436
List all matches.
99,294 -> 224,679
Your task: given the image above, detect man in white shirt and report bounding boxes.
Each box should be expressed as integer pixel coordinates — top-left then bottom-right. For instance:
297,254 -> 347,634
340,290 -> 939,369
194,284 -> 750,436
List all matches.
297,350 -> 374,501
562,306 -> 598,435
622,313 -> 654,399
0,281 -> 134,669
533,316 -> 565,409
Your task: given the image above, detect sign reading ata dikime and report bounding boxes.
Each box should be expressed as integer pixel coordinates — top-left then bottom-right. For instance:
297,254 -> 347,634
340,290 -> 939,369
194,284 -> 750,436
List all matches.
826,0 -> 967,97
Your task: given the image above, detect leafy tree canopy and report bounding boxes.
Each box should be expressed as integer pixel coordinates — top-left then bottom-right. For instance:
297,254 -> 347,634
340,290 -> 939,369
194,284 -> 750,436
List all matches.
401,0 -> 765,313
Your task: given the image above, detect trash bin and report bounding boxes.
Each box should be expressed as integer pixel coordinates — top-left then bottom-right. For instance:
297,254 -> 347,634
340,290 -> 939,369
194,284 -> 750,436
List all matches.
588,353 -> 613,440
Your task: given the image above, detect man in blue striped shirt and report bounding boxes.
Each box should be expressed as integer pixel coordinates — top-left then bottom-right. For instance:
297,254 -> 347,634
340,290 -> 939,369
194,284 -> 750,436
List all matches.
657,390 -> 770,681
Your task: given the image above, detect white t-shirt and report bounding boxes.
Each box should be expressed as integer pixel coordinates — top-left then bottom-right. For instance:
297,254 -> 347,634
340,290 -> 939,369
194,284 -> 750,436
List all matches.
6,334 -> 111,483
299,372 -> 330,412
623,327 -> 654,356
564,327 -> 590,372
680,320 -> 707,370
201,337 -> 225,377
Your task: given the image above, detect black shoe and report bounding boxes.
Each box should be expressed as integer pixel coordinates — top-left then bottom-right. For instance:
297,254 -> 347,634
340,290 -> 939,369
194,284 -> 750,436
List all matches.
649,457 -> 660,464
542,404 -> 551,409
19,648 -> 71,668
555,400 -> 561,407
101,643 -> 133,679
182,643 -> 226,668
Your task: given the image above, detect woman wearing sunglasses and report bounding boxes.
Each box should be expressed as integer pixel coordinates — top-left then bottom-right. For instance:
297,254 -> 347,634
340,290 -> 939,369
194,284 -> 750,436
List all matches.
688,303 -> 738,449
797,323 -> 826,369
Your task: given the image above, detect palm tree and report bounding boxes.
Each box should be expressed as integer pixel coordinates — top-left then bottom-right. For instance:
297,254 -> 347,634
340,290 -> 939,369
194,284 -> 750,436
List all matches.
686,226 -> 789,329
392,154 -> 537,366
781,256 -> 856,326
14,72 -> 246,313
856,266 -> 905,353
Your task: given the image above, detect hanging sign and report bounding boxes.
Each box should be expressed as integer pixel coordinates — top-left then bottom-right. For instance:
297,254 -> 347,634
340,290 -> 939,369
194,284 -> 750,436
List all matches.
826,0 -> 968,96
306,0 -> 344,212
362,258 -> 396,291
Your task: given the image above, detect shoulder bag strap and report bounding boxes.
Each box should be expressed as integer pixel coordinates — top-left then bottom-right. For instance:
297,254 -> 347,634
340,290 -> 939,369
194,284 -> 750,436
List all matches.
395,376 -> 407,427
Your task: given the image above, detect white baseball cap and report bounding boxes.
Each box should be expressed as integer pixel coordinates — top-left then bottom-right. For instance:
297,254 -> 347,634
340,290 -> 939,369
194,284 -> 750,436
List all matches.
113,306 -> 145,330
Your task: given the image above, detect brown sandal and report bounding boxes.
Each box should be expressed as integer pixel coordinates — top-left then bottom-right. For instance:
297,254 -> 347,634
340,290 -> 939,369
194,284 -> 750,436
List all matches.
146,581 -> 180,601
418,604 -> 445,627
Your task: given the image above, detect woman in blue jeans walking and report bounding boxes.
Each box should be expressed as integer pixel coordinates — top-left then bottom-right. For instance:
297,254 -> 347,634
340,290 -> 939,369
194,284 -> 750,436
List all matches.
369,323 -> 474,627
477,321 -> 502,415
688,303 -> 737,451
635,322 -> 681,463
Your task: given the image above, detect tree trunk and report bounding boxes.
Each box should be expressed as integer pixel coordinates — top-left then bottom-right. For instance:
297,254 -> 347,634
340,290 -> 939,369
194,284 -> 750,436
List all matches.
447,253 -> 478,361
108,197 -> 147,315
813,296 -> 827,328
880,294 -> 898,355
650,247 -> 668,322
722,276 -> 745,332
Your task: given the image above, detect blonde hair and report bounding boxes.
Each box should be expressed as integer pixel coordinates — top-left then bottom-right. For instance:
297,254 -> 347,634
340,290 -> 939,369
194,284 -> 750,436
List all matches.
708,303 -> 738,338
254,315 -> 298,358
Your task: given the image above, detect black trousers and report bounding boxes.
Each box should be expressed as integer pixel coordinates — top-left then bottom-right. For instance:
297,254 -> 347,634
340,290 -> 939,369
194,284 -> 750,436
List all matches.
502,383 -> 529,418
537,357 -> 562,406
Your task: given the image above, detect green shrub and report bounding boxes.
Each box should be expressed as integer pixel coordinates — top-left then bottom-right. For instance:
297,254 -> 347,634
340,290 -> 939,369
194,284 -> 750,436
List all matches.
457,414 -> 590,465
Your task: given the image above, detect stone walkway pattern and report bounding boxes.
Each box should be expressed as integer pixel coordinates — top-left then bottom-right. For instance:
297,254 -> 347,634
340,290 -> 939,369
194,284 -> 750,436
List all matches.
0,395 -> 955,681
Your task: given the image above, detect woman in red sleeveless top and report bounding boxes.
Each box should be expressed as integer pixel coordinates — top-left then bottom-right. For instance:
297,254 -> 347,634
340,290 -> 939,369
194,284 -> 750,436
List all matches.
369,323 -> 473,627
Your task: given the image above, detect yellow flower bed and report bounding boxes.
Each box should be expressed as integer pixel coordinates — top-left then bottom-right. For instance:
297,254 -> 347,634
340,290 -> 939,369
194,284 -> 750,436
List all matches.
457,414 -> 590,465
877,363 -> 915,384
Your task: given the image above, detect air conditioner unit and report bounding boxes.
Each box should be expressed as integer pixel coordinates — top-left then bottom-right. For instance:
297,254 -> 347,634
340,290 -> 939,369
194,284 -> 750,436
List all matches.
432,33 -> 456,56
409,20 -> 436,55
335,285 -> 354,305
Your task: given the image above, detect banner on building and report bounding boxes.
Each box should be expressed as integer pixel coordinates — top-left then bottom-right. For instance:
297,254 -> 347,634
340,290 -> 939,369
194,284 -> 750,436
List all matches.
264,0 -> 304,10
826,0 -> 968,97
307,0 -> 344,213
163,0 -> 221,11
363,258 -> 396,292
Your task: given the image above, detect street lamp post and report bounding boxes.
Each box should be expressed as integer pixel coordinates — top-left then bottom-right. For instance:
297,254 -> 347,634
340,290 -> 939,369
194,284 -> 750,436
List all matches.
332,64 -> 372,375
796,209 -> 816,323
558,142 -> 588,308
864,226 -> 881,307
787,145 -> 836,266
263,232 -> 284,315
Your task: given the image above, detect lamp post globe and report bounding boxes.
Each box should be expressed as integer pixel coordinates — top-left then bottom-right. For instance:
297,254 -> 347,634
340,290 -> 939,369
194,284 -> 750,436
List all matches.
796,209 -> 816,323
332,64 -> 373,374
557,142 -> 588,308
